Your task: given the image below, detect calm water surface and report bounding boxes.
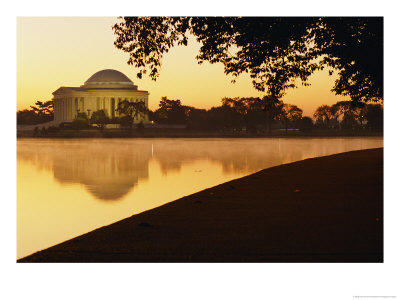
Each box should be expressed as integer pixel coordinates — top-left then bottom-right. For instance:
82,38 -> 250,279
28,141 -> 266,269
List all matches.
17,137 -> 383,258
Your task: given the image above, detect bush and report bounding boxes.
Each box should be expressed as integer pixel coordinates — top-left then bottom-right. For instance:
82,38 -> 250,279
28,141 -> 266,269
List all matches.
109,117 -> 120,124
71,117 -> 89,130
119,115 -> 133,128
90,110 -> 109,129
77,112 -> 88,120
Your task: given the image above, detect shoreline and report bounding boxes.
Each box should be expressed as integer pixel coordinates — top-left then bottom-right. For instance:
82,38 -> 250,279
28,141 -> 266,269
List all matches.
18,148 -> 383,262
17,128 -> 383,139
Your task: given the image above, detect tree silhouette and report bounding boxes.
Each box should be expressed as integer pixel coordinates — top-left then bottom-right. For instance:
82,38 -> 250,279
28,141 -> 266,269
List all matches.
313,105 -> 340,129
90,110 -> 109,130
113,17 -> 383,102
206,105 -> 242,130
259,96 -> 284,132
152,97 -> 190,124
221,97 -> 262,131
312,101 -> 381,130
297,117 -> 314,132
222,97 -> 264,114
313,18 -> 383,102
30,100 -> 54,116
332,101 -> 367,129
365,104 -> 383,130
216,96 -> 292,132
116,100 -> 148,128
186,108 -> 208,130
282,104 -> 303,132
17,100 -> 54,125
71,116 -> 89,130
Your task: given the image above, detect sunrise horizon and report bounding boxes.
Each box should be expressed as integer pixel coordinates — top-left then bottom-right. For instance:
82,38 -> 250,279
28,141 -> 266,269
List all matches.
17,16 -> 350,117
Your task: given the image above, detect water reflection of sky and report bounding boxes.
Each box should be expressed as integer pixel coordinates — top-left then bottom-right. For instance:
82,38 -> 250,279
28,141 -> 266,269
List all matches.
17,137 -> 383,258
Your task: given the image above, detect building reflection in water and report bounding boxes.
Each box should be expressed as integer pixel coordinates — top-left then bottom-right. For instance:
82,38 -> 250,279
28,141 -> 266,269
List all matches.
17,137 -> 383,201
17,137 -> 383,259
18,140 -> 152,201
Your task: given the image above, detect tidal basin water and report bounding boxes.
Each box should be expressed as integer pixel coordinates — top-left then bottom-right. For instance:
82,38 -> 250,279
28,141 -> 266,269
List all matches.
17,137 -> 383,258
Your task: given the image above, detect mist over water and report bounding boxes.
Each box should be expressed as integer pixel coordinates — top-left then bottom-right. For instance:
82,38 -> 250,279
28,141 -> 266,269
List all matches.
17,137 -> 383,258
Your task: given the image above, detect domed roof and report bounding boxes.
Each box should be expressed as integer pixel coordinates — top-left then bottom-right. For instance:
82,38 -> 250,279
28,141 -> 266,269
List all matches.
82,69 -> 137,89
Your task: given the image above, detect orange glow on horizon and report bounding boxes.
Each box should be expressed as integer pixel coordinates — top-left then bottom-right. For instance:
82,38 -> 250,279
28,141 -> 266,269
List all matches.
17,17 -> 348,117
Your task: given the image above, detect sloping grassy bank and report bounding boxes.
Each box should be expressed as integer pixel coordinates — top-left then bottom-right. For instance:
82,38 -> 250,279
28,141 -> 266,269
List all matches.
19,148 -> 383,263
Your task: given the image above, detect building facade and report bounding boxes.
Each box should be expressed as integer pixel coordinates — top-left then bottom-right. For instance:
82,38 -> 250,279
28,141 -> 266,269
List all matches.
52,69 -> 149,124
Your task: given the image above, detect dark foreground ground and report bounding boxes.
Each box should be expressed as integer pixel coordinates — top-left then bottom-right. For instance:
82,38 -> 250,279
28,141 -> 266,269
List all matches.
19,148 -> 383,263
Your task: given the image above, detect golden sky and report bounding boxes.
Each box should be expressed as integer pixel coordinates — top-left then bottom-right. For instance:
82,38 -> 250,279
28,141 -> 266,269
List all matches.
17,17 -> 348,117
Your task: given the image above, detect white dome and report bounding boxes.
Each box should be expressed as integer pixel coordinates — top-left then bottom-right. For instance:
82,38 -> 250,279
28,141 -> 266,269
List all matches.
82,69 -> 137,89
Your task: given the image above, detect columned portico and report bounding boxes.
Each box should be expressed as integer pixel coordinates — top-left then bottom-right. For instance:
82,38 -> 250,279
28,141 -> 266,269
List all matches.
52,69 -> 149,124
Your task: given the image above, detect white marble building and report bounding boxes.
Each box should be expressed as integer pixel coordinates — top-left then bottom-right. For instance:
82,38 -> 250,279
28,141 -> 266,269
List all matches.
52,69 -> 149,124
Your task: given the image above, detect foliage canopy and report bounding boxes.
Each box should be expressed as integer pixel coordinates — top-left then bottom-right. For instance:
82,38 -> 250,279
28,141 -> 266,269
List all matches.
113,17 -> 383,102
17,100 -> 54,125
116,100 -> 148,128
90,110 -> 109,129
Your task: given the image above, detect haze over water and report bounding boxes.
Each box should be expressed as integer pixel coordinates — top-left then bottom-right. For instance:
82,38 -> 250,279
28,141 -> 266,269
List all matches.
17,137 -> 383,259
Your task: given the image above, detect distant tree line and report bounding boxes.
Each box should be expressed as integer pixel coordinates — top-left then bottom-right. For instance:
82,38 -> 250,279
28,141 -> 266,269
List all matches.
150,96 -> 306,133
149,96 -> 383,132
17,100 -> 54,125
17,97 -> 383,132
313,101 -> 383,131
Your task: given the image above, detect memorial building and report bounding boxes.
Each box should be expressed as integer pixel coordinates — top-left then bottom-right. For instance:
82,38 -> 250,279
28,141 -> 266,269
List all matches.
52,69 -> 149,124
